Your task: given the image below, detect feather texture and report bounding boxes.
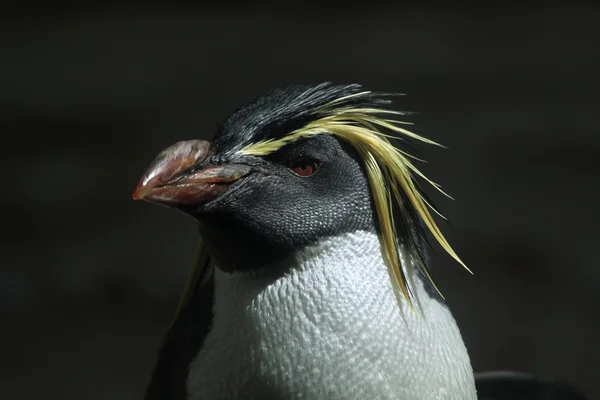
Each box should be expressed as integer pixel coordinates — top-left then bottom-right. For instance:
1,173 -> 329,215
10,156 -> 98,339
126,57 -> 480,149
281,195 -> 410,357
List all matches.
187,231 -> 476,399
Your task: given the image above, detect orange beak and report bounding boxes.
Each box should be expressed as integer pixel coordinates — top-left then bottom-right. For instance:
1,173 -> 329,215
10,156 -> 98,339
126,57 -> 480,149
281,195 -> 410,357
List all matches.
132,140 -> 251,206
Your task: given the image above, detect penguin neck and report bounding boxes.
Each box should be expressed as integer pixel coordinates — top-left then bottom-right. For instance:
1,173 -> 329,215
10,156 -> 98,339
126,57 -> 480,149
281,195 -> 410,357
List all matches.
212,229 -> 433,317
188,230 -> 475,399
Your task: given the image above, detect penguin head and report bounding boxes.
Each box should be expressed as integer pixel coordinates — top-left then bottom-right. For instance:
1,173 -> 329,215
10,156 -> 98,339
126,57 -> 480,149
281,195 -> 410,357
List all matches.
196,133 -> 377,274
133,83 -> 467,304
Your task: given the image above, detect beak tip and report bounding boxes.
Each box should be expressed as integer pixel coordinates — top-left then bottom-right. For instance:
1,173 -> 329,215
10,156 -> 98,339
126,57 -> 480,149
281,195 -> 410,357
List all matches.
132,181 -> 149,201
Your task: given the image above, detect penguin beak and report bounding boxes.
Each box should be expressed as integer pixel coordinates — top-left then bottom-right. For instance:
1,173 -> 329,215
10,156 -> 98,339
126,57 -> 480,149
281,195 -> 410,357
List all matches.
132,139 -> 251,207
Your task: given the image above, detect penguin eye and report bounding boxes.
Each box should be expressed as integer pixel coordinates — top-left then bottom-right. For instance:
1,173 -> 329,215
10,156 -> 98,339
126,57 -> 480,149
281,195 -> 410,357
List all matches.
289,158 -> 320,177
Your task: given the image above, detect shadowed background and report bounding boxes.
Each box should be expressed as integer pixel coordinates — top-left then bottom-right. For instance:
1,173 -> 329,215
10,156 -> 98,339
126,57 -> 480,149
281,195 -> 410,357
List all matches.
3,3 -> 599,399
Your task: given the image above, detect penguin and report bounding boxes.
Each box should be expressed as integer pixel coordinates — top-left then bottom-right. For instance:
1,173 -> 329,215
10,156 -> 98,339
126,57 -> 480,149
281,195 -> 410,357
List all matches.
131,82 -> 475,399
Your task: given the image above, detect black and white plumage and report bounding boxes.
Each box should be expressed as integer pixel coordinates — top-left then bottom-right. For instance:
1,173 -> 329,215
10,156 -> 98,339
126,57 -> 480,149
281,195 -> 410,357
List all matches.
132,83 -> 586,400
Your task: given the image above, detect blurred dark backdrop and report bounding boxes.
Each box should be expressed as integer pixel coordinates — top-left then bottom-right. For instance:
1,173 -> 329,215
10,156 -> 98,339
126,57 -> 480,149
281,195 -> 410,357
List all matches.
3,3 -> 599,399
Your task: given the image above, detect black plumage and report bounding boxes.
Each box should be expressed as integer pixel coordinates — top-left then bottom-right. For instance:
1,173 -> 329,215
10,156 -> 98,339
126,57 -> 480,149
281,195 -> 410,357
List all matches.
214,83 -> 393,154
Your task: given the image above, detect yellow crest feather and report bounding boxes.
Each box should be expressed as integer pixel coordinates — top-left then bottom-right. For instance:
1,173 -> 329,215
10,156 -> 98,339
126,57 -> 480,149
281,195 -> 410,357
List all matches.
238,92 -> 472,307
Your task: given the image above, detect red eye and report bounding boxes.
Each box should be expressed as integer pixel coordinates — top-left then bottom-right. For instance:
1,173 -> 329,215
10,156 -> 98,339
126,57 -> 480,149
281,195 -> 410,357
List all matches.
290,160 -> 319,177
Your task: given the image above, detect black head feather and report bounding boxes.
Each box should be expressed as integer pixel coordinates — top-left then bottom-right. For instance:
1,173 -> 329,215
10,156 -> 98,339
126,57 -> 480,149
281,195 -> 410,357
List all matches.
214,82 -> 396,153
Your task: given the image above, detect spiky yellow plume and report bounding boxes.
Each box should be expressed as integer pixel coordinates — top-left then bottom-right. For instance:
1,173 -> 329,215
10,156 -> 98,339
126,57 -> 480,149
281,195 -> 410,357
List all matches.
238,91 -> 472,307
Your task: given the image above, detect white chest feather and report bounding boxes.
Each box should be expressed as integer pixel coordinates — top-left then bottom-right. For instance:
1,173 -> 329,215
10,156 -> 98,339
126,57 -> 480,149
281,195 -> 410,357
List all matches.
187,231 -> 476,399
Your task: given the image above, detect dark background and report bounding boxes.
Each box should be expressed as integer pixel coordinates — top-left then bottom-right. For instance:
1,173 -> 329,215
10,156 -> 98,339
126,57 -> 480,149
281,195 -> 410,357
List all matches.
3,3 -> 599,399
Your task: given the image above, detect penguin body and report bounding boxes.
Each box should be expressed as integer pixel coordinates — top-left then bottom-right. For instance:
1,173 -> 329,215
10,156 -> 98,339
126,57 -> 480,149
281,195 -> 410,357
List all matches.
188,231 -> 475,399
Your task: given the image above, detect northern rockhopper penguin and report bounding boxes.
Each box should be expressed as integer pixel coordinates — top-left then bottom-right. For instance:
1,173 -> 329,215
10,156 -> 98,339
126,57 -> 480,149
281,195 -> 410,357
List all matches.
132,82 -> 475,399
132,83 -> 586,399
